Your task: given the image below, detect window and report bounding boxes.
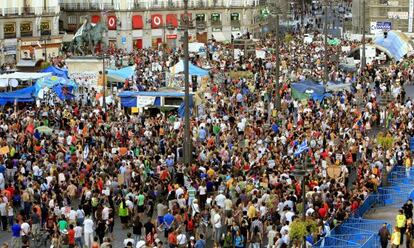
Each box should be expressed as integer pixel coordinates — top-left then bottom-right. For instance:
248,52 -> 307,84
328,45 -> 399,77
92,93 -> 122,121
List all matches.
20,22 -> 32,37
196,14 -> 205,22
68,16 -> 77,25
4,23 -> 16,38
40,21 -> 51,35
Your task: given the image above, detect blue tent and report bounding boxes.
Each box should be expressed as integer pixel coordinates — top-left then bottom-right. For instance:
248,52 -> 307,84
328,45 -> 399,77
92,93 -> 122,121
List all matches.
41,66 -> 69,79
52,84 -> 75,101
291,80 -> 325,94
0,86 -> 36,105
107,66 -> 135,82
118,91 -> 193,109
170,60 -> 210,77
35,76 -> 78,96
374,31 -> 412,61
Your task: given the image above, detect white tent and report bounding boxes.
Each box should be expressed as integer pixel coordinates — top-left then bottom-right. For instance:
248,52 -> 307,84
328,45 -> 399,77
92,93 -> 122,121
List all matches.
0,72 -> 52,81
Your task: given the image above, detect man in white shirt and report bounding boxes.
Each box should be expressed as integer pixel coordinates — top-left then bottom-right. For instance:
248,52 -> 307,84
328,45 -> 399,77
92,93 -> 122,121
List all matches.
212,207 -> 222,246
83,216 -> 94,248
21,221 -> 30,237
74,224 -> 83,248
214,191 -> 226,209
123,233 -> 135,247
177,231 -> 188,247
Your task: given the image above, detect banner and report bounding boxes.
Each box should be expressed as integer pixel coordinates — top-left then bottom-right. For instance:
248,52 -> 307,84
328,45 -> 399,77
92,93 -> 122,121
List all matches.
107,16 -> 117,30
136,96 -> 156,107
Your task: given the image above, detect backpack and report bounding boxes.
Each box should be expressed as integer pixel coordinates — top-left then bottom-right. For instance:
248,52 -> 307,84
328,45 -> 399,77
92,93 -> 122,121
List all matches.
253,225 -> 259,234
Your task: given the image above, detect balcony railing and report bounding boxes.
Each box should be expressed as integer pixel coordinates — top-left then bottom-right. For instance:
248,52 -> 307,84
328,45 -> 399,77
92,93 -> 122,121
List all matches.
60,3 -> 114,11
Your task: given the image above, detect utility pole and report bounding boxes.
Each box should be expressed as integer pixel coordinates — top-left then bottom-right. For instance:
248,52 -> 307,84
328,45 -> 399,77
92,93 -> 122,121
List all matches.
301,0 -> 305,29
183,0 -> 192,166
275,13 -> 281,110
324,5 -> 329,84
361,0 -> 366,71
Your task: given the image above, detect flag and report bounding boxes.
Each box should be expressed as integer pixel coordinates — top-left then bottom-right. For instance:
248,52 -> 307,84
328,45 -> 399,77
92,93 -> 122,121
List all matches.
294,140 -> 309,156
73,23 -> 85,40
83,144 -> 89,159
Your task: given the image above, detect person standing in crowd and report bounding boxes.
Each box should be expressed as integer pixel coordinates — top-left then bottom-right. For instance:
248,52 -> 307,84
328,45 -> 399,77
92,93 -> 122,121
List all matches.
396,209 -> 407,245
11,220 -> 21,248
378,223 -> 391,248
391,227 -> 401,248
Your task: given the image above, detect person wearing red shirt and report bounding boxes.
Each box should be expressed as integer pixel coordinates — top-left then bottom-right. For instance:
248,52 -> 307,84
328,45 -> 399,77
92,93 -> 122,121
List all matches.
68,224 -> 75,248
318,206 -> 327,218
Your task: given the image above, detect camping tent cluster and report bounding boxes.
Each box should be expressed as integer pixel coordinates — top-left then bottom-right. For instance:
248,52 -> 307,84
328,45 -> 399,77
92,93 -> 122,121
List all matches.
291,79 -> 351,101
0,69 -> 78,105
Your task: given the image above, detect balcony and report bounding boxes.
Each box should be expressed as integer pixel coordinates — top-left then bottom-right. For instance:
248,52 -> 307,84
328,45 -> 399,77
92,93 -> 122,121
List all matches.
60,3 -> 114,11
2,8 -> 20,16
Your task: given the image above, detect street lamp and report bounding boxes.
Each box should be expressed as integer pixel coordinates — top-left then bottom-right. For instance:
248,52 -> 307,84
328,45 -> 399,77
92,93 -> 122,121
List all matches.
292,155 -> 311,248
323,4 -> 329,85
183,0 -> 192,167
361,0 -> 366,71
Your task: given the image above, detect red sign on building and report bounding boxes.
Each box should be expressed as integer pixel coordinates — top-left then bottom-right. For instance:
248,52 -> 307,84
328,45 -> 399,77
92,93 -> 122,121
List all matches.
151,14 -> 163,29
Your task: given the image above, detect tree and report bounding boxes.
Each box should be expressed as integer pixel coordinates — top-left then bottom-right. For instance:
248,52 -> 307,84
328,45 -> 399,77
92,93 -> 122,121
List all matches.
376,132 -> 394,186
289,218 -> 318,246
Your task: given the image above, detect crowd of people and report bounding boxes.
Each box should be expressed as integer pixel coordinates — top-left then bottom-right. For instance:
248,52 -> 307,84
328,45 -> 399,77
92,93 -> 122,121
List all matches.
1,24 -> 414,248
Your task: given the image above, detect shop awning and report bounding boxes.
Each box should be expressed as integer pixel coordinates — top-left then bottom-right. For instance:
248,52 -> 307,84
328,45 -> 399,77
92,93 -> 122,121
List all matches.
166,14 -> 178,28
132,15 -> 143,29
91,15 -> 100,24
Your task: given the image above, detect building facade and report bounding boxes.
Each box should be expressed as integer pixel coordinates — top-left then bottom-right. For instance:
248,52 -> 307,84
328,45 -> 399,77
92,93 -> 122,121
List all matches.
0,0 -> 61,66
352,0 -> 413,34
59,0 -> 264,51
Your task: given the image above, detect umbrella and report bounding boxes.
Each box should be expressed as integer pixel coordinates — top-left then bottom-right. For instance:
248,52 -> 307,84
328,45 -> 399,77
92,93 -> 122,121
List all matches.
35,126 -> 54,134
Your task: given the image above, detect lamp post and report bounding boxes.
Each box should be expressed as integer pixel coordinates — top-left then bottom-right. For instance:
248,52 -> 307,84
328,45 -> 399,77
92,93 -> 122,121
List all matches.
361,0 -> 366,71
323,4 -> 329,85
183,0 -> 192,167
292,155 -> 311,248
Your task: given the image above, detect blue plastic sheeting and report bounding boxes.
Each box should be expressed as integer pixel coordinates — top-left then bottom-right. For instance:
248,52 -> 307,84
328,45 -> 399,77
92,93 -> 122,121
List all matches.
170,60 -> 210,77
0,86 -> 36,105
291,80 -> 325,95
52,85 -> 75,101
311,92 -> 332,102
35,76 -> 78,96
107,66 -> 135,81
41,66 -> 69,79
374,31 -> 412,61
118,91 -> 193,108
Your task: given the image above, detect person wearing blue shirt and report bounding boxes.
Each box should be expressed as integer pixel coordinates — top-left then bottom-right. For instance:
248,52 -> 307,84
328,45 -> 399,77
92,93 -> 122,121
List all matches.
163,211 -> 174,238
234,230 -> 245,248
12,221 -> 21,248
198,127 -> 206,141
195,233 -> 206,248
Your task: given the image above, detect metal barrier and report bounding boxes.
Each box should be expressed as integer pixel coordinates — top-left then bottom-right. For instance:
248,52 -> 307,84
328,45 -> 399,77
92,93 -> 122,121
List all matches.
313,166 -> 412,248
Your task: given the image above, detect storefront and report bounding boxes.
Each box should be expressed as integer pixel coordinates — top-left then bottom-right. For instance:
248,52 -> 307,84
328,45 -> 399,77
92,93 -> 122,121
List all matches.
19,37 -> 62,62
1,39 -> 17,65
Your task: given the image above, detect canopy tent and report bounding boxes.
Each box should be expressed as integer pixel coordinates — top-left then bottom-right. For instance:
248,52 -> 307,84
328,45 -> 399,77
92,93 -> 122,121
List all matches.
0,86 -> 36,105
325,81 -> 352,92
118,91 -> 193,108
291,80 -> 325,100
52,84 -> 75,101
35,76 -> 78,96
107,66 -> 135,82
170,60 -> 209,77
374,31 -> 414,61
41,66 -> 69,79
189,42 -> 206,54
0,72 -> 51,81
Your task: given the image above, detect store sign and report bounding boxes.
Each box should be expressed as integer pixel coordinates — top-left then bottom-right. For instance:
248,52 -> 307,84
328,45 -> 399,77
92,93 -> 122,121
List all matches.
410,0 -> 414,32
388,11 -> 408,19
41,21 -> 51,35
152,14 -> 163,28
211,13 -> 221,22
231,13 -> 240,21
196,14 -> 205,21
20,22 -> 32,37
167,34 -> 177,39
108,16 -> 117,30
4,23 -> 16,34
212,27 -> 222,32
370,21 -> 392,34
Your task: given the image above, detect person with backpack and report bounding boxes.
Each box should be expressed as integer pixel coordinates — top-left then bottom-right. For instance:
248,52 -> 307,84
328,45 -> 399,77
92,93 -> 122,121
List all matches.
222,229 -> 233,248
234,230 -> 245,248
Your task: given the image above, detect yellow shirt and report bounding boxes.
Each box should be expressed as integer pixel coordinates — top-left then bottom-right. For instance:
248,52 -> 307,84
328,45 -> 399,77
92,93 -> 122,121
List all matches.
391,231 -> 401,245
396,214 -> 406,228
405,158 -> 411,168
247,205 -> 256,219
207,168 -> 215,178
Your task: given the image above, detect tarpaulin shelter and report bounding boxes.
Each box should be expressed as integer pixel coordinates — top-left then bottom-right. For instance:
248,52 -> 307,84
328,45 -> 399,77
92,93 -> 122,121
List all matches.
40,66 -> 69,79
170,60 -> 209,77
374,31 -> 414,61
0,86 -> 36,105
35,76 -> 78,96
118,91 -> 193,110
52,84 -> 75,101
325,81 -> 352,92
291,80 -> 325,100
107,66 -> 135,82
0,72 -> 51,81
